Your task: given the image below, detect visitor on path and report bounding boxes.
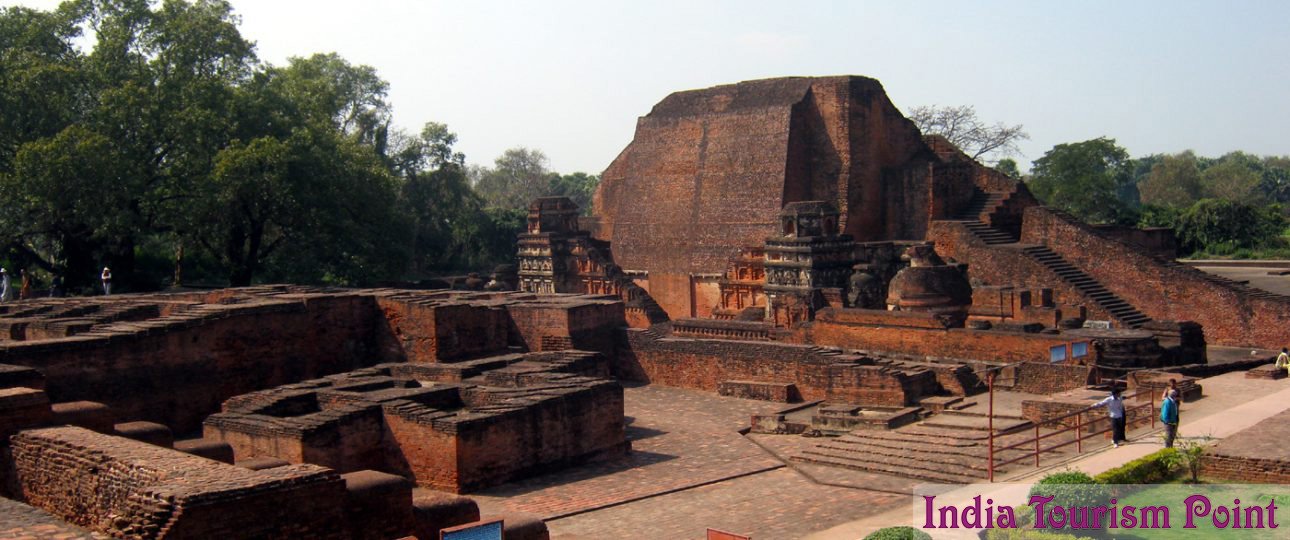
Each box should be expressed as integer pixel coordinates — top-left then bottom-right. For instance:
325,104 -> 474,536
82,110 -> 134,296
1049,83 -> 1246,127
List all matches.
1093,388 -> 1128,448
49,275 -> 62,298
19,269 -> 31,300
101,267 -> 112,296
0,268 -> 9,302
1277,348 -> 1290,376
1162,378 -> 1182,403
1161,389 -> 1180,448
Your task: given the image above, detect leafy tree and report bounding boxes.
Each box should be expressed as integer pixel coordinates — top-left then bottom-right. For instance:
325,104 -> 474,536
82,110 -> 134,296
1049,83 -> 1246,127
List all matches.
1028,138 -> 1137,224
471,147 -> 554,209
547,172 -> 600,215
907,104 -> 1029,162
995,158 -> 1021,179
1139,151 -> 1204,207
1201,153 -> 1262,204
1174,199 -> 1283,253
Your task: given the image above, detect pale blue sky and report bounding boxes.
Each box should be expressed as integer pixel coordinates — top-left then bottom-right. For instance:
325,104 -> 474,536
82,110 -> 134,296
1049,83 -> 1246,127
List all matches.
4,0 -> 1288,173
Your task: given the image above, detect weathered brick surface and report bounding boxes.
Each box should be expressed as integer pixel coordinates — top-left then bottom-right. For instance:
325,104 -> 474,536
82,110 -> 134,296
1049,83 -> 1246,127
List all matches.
793,307 -> 1096,364
1011,362 -> 1095,395
205,353 -> 628,494
716,380 -> 799,402
0,496 -> 105,539
619,329 -> 937,406
1022,206 -> 1290,348
9,426 -> 349,539
0,293 -> 383,433
1205,409 -> 1290,483
595,76 -> 937,319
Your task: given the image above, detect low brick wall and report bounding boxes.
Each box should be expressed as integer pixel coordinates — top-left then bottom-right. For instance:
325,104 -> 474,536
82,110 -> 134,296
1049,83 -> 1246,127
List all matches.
1204,454 -> 1290,483
717,381 -> 799,402
9,426 -> 350,539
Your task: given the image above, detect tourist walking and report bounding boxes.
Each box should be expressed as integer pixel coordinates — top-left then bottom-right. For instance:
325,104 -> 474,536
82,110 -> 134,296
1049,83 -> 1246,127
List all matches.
1277,348 -> 1290,376
0,268 -> 9,302
1161,390 -> 1180,448
1093,388 -> 1128,447
101,267 -> 112,296
49,275 -> 62,298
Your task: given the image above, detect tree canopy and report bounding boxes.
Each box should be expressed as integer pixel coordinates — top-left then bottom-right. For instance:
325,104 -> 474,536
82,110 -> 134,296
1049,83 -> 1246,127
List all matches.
1028,137 -> 1138,224
0,0 -> 593,291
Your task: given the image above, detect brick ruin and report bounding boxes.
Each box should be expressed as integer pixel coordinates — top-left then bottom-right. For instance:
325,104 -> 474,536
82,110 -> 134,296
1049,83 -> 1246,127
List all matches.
1,74 -> 1289,537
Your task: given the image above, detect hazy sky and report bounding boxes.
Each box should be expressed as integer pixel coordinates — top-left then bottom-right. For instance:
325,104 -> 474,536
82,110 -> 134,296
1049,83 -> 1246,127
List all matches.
4,0 -> 1289,173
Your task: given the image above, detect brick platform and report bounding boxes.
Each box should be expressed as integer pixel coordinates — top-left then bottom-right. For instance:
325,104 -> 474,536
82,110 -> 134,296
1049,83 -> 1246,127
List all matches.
1206,409 -> 1290,483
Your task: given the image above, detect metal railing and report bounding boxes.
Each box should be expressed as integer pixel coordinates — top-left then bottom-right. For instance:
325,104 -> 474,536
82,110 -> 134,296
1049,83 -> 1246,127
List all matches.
987,385 -> 1156,481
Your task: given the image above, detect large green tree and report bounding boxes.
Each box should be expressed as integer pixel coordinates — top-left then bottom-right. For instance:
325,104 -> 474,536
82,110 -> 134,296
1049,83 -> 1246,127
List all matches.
1028,137 -> 1137,224
1139,151 -> 1204,208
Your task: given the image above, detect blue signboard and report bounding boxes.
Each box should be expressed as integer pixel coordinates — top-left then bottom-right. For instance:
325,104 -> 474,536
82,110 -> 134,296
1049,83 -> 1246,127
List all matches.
442,519 -> 503,540
1049,345 -> 1067,363
1071,341 -> 1089,358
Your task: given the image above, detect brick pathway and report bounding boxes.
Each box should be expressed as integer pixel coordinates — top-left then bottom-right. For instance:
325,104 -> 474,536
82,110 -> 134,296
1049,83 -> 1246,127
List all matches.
0,497 -> 107,540
548,467 -> 907,540
467,385 -> 785,519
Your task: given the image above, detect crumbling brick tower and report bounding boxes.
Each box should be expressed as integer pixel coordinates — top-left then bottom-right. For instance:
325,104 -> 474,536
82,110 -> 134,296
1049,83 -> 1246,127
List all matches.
592,76 -> 957,319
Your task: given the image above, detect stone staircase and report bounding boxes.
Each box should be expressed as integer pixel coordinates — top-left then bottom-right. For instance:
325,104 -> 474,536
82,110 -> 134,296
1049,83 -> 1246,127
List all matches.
955,191 -> 1019,245
1020,245 -> 1151,328
791,413 -> 1049,483
956,190 -> 1008,222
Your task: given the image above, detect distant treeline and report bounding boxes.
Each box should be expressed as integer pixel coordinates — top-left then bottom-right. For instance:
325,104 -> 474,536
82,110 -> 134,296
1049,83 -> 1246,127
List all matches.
0,1 -> 597,293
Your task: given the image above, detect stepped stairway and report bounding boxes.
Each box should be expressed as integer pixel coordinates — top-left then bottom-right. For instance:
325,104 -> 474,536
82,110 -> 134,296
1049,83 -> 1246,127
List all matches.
954,191 -> 1019,245
1020,245 -> 1151,328
791,412 -> 1063,483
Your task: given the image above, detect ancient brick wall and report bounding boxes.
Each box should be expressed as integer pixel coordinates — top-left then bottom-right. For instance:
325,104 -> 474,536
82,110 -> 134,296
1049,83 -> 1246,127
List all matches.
377,298 -> 511,363
795,308 -> 1088,364
594,76 -> 935,319
1022,206 -> 1290,348
1011,363 -> 1095,395
8,426 -> 349,539
0,295 -> 383,433
449,381 -> 627,493
1204,455 -> 1290,483
619,330 -> 934,405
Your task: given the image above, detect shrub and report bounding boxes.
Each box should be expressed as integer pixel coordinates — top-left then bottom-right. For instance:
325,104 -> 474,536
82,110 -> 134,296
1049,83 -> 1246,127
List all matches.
1093,448 -> 1179,484
984,528 -> 1092,540
863,526 -> 932,540
1028,471 -> 1108,533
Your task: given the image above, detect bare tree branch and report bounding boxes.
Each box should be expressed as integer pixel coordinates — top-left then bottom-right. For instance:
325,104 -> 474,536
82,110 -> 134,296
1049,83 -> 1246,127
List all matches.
907,104 -> 1029,162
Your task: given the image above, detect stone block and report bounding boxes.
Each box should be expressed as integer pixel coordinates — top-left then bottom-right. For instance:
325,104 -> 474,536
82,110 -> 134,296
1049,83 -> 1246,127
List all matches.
50,401 -> 114,433
1247,363 -> 1287,380
0,387 -> 52,441
114,421 -> 174,448
343,470 -> 415,540
236,457 -> 292,470
175,438 -> 235,463
412,491 -> 480,540
717,380 -> 799,403
0,363 -> 45,390
502,513 -> 550,540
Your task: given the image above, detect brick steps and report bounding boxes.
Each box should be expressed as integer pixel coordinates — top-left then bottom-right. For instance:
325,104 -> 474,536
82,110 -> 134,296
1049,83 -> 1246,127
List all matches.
790,419 -> 1056,482
1021,245 -> 1151,328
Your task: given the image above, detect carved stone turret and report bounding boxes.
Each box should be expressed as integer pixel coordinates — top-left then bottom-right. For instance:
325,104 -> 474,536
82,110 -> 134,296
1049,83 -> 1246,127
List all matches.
764,202 -> 855,327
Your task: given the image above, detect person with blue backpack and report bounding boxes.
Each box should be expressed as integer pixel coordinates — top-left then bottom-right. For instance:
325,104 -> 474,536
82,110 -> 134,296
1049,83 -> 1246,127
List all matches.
1160,390 -> 1180,448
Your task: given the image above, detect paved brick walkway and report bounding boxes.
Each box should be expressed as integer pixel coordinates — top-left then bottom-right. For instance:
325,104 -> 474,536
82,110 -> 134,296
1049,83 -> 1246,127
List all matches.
548,467 -> 907,540
0,497 -> 107,540
468,385 -> 785,519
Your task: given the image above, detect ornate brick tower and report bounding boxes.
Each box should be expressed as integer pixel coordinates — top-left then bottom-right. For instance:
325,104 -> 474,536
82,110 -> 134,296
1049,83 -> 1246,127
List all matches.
764,201 -> 856,327
517,197 -> 582,294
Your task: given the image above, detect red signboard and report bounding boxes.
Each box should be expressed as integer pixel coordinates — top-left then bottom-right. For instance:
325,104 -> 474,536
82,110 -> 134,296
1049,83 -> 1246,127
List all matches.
707,528 -> 751,540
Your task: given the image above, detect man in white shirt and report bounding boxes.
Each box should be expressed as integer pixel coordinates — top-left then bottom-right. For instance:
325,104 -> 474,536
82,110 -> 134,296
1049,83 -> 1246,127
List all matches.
0,268 -> 8,303
1093,388 -> 1127,448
